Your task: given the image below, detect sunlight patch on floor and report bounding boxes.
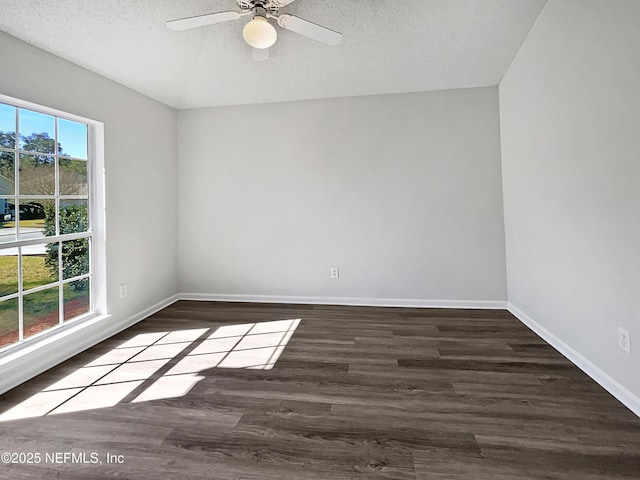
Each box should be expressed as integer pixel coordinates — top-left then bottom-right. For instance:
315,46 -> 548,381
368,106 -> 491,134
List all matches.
0,319 -> 301,421
132,318 -> 301,403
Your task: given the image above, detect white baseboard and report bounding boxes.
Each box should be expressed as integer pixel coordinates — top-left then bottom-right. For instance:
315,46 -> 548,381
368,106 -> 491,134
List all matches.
4,293 -> 637,420
0,294 -> 180,396
179,292 -> 507,310
0,292 -> 501,396
508,302 -> 640,418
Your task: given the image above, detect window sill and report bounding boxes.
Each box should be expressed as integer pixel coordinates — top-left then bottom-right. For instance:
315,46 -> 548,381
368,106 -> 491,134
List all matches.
0,312 -> 111,395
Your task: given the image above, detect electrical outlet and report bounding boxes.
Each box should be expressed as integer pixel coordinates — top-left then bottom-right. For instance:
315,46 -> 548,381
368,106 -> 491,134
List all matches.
330,267 -> 339,279
119,283 -> 128,299
618,327 -> 631,354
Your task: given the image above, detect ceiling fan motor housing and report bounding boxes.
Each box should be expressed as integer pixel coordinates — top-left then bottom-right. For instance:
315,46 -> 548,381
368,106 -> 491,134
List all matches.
251,5 -> 268,19
239,1 -> 280,15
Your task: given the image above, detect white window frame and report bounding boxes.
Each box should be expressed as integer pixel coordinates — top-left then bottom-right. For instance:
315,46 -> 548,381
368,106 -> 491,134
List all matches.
0,93 -> 106,354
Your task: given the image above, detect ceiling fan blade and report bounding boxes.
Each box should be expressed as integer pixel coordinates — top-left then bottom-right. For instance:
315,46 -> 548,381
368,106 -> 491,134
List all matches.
276,14 -> 343,46
166,11 -> 242,31
252,48 -> 269,62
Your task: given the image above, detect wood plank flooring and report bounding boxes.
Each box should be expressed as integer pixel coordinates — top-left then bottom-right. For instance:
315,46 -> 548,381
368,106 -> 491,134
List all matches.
1,301 -> 639,479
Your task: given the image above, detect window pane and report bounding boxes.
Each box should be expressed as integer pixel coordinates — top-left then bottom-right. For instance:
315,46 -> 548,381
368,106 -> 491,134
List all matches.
0,103 -> 94,349
0,251 -> 18,297
22,242 -> 58,291
19,154 -> 55,195
64,279 -> 89,321
0,298 -> 19,348
18,198 -> 54,240
62,238 -> 89,280
0,151 -> 15,194
60,199 -> 88,234
58,118 -> 87,160
59,158 -> 88,195
19,109 -> 55,154
0,104 -> 16,149
0,199 -> 16,243
23,287 -> 59,339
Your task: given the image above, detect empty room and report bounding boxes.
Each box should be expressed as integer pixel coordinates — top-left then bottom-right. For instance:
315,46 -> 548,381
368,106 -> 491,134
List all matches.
0,0 -> 639,478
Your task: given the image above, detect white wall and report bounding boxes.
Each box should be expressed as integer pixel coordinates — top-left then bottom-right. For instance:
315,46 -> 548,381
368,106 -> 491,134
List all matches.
500,0 -> 640,406
0,32 -> 178,391
178,87 -> 507,305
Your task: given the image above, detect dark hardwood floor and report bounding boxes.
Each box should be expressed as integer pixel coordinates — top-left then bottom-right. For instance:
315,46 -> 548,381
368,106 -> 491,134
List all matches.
1,301 -> 639,479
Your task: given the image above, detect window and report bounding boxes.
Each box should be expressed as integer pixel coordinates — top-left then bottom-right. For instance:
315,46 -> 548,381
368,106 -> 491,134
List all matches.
0,97 -> 102,351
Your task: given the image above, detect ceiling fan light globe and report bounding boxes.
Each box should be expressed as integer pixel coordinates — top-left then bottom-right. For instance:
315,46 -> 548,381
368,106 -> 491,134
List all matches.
242,16 -> 277,49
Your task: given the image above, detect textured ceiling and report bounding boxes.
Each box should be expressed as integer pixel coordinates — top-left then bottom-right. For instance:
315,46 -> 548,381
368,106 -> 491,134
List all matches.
0,0 -> 546,109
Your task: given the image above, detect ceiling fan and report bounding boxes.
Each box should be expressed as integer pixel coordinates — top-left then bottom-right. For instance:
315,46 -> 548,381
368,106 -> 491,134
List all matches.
166,0 -> 343,61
